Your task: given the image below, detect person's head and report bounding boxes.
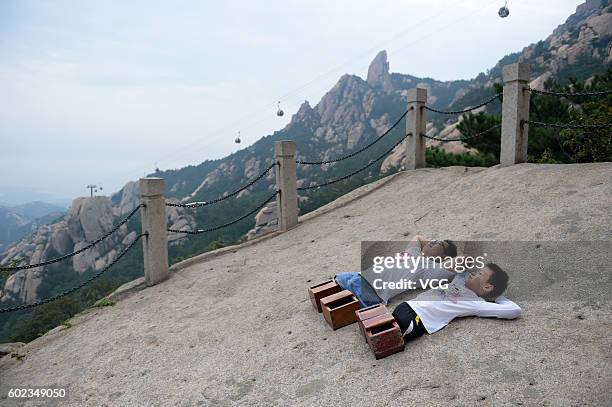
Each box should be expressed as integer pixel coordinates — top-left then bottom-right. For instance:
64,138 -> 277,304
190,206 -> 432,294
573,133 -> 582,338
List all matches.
465,263 -> 509,301
423,239 -> 457,258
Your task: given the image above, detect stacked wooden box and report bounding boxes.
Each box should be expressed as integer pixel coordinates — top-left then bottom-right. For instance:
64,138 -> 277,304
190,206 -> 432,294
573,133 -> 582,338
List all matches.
308,280 -> 359,330
308,281 -> 405,359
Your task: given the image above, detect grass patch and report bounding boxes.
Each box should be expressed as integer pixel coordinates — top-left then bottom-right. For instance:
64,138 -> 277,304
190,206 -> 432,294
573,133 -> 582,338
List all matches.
95,298 -> 116,308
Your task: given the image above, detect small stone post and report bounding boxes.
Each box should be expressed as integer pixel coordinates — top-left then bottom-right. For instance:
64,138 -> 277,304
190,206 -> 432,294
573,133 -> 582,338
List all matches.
405,88 -> 428,170
274,140 -> 298,231
139,177 -> 169,286
500,63 -> 531,166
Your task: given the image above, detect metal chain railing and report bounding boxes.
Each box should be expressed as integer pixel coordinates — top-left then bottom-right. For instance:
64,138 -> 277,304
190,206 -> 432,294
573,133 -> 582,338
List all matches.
524,120 -> 612,130
423,93 -> 502,115
167,191 -> 278,235
296,110 -> 409,165
527,88 -> 612,97
421,123 -> 502,142
297,133 -> 411,191
166,162 -> 277,208
0,204 -> 145,272
0,233 -> 145,314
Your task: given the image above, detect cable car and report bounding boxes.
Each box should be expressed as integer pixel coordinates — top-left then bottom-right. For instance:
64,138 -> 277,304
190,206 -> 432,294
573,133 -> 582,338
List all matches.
235,131 -> 241,144
276,101 -> 284,117
499,1 -> 509,18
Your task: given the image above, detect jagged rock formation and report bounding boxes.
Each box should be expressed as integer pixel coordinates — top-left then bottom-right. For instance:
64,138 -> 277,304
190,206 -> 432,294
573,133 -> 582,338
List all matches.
1,193 -> 194,303
531,0 -> 612,72
367,50 -> 394,92
0,203 -> 64,250
114,181 -> 140,216
183,2 -> 611,199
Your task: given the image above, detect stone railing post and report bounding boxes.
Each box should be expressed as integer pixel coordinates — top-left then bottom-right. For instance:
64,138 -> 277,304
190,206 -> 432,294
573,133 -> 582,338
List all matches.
274,140 -> 298,231
139,177 -> 169,286
500,62 -> 531,166
405,87 -> 428,170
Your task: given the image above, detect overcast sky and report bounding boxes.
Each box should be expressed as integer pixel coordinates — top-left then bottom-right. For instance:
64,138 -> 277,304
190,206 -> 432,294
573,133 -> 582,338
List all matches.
0,0 -> 584,205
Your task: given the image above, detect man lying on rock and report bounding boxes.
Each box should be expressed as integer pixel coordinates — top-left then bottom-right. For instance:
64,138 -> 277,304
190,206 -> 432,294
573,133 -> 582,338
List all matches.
391,263 -> 522,342
334,235 -> 458,307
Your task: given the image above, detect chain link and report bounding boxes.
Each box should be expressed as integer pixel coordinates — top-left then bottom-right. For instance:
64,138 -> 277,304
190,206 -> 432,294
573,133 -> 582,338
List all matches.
166,162 -> 277,208
0,233 -> 145,314
421,123 -> 502,142
297,133 -> 411,191
524,120 -> 612,130
423,93 -> 502,115
0,204 -> 145,272
167,191 -> 278,235
296,110 -> 409,165
527,88 -> 612,97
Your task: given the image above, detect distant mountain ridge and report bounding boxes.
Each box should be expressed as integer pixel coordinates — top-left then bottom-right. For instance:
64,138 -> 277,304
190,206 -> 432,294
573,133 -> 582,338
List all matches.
1,0 -> 610,304
0,202 -> 65,252
136,0 -> 612,204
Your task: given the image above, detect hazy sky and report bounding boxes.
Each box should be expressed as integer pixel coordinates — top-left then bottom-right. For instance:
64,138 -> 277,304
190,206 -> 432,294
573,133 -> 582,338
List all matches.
0,0 -> 584,204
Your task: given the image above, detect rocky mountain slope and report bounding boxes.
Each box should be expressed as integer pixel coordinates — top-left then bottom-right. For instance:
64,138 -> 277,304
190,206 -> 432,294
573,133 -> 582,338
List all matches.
0,193 -> 193,303
1,162 -> 610,406
0,202 -> 64,253
1,0 -> 610,304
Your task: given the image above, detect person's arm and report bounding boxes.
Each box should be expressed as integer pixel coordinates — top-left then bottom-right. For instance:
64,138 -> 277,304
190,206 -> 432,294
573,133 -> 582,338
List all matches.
411,234 -> 429,251
474,296 -> 522,319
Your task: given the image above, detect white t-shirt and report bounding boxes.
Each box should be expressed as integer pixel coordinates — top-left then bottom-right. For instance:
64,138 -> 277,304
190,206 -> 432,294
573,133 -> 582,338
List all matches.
362,243 -> 455,304
407,273 -> 522,334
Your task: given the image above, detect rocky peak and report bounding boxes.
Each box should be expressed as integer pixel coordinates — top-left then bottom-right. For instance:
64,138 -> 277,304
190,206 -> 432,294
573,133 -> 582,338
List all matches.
112,181 -> 140,216
566,0 -> 607,28
66,197 -> 115,243
290,100 -> 321,127
296,101 -> 313,119
366,50 -> 393,92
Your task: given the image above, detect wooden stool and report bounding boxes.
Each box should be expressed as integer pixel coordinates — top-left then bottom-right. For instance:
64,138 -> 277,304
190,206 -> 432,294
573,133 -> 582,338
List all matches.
363,314 -> 405,359
308,280 -> 342,313
355,304 -> 390,342
320,290 -> 360,330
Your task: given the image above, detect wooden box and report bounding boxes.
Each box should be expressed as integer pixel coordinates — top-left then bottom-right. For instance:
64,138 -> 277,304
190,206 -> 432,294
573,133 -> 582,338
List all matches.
355,304 -> 390,341
308,280 -> 341,313
320,290 -> 360,330
363,314 -> 405,359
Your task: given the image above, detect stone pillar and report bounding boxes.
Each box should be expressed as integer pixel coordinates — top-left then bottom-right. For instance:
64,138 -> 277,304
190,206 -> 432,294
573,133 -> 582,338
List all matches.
274,140 -> 298,231
139,177 -> 169,286
405,88 -> 428,170
500,63 -> 531,166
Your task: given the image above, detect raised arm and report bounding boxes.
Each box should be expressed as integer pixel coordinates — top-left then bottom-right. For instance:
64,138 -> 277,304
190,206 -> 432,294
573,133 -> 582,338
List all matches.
475,297 -> 522,319
411,234 -> 429,251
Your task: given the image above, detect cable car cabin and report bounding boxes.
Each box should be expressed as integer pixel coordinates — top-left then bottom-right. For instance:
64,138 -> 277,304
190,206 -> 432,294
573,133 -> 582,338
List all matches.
498,4 -> 509,18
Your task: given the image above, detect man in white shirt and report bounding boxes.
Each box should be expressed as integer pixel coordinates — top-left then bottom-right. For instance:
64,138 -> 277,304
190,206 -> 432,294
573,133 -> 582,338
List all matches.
335,235 -> 458,307
391,263 -> 522,341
